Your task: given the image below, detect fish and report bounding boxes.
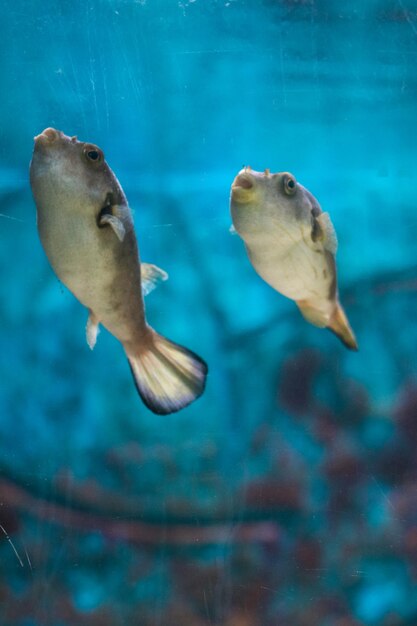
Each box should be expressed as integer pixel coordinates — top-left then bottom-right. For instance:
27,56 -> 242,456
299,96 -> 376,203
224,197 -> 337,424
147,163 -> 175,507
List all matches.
30,128 -> 208,414
230,167 -> 358,350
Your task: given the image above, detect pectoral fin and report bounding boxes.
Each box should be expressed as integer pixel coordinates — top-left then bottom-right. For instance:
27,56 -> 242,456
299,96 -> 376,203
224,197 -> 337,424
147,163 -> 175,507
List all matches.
141,263 -> 168,296
229,224 -> 237,235
86,310 -> 100,350
98,213 -> 126,242
312,212 -> 338,254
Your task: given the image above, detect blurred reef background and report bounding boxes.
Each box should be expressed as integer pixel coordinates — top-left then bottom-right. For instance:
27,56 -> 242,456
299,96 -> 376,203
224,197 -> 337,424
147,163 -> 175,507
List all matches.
1,0 -> 417,624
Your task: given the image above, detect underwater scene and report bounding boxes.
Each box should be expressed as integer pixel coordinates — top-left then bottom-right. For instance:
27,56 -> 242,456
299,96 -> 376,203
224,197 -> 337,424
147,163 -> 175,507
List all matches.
2,0 -> 417,624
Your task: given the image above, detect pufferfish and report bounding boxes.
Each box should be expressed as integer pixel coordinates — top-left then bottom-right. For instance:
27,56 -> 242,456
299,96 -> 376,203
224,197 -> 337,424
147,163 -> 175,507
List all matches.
230,167 -> 358,350
30,127 -> 207,415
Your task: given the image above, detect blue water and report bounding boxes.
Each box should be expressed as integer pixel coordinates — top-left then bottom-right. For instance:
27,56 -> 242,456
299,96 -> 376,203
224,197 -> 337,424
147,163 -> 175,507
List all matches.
2,0 -> 417,624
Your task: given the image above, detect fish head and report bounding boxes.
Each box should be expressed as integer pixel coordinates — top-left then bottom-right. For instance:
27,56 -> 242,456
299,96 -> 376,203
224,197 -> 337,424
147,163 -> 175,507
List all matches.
30,128 -> 126,218
231,167 -> 299,207
231,167 -> 320,228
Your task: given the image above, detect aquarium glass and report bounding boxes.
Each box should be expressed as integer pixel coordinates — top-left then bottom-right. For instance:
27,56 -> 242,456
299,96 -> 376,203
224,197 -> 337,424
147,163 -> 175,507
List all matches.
1,1 -> 417,624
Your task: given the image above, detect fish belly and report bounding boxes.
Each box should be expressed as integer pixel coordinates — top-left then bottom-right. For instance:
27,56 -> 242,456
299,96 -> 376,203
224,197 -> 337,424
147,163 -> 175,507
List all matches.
38,212 -> 144,342
248,241 -> 333,303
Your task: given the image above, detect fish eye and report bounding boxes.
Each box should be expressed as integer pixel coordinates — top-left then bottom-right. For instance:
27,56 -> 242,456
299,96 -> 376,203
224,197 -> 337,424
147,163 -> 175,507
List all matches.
88,150 -> 99,161
283,174 -> 297,195
83,145 -> 103,163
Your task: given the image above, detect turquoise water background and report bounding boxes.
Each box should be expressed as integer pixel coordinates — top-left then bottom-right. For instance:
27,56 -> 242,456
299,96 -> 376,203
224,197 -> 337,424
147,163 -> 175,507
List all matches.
1,1 -> 417,624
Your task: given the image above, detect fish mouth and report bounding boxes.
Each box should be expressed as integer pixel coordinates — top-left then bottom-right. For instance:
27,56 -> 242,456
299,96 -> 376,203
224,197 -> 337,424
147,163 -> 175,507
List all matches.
33,127 -> 62,145
231,168 -> 272,195
33,128 -> 76,155
231,172 -> 254,192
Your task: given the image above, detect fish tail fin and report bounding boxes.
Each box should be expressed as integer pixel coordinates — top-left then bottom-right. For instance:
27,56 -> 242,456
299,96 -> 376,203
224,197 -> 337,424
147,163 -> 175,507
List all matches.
297,300 -> 328,328
297,299 -> 358,351
125,328 -> 208,414
327,302 -> 358,351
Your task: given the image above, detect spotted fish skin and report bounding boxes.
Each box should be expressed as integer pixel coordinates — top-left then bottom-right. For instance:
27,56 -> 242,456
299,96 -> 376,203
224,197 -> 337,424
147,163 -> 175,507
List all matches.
230,167 -> 357,350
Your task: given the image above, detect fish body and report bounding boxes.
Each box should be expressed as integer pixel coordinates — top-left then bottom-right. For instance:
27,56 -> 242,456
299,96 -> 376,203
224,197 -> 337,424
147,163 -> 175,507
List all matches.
30,128 -> 207,414
230,168 -> 357,350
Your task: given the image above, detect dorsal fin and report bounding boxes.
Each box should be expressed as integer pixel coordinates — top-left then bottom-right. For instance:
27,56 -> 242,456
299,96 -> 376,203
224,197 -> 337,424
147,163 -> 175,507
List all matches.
141,263 -> 168,296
